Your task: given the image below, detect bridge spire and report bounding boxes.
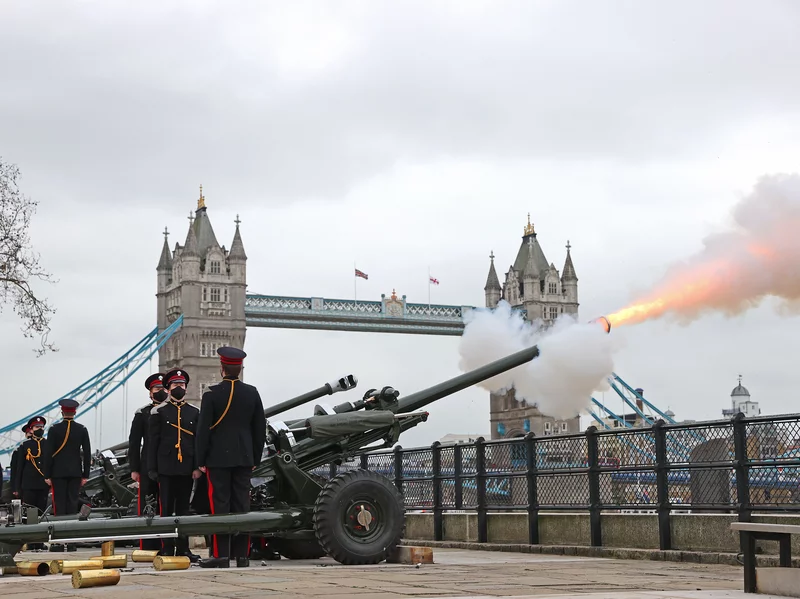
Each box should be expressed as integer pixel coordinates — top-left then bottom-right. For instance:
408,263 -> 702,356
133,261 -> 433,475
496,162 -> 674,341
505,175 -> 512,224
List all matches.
157,226 -> 173,271
229,213 -> 247,261
562,239 -> 577,282
197,184 -> 206,210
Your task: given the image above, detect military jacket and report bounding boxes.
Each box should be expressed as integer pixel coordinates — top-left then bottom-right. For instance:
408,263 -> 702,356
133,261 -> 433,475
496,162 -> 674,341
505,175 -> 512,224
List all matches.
12,438 -> 50,491
128,403 -> 156,474
195,378 -> 267,469
147,400 -> 199,476
43,418 -> 91,479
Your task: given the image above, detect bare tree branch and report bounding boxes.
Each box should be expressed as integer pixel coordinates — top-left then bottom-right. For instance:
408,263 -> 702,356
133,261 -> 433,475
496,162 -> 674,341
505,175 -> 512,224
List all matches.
0,157 -> 57,356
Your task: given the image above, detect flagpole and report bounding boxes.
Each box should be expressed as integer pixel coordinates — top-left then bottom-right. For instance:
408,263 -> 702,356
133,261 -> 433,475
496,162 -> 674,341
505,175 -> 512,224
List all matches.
354,261 -> 357,303
428,266 -> 431,309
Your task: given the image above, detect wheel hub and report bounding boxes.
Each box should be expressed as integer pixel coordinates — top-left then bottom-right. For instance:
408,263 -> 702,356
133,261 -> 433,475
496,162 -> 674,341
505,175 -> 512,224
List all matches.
356,505 -> 373,531
345,500 -> 381,539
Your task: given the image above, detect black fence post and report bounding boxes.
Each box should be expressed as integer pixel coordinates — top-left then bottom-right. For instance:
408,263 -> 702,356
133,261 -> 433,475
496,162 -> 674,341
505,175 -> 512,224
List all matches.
653,419 -> 671,551
586,425 -> 602,546
360,454 -> 368,469
431,441 -> 443,541
329,462 -> 337,479
454,443 -> 463,510
733,413 -> 752,531
475,437 -> 488,543
525,432 -> 539,545
393,445 -> 404,496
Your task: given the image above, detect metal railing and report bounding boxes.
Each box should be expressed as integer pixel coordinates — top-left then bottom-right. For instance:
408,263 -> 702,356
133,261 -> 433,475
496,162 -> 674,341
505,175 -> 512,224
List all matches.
311,412 -> 800,550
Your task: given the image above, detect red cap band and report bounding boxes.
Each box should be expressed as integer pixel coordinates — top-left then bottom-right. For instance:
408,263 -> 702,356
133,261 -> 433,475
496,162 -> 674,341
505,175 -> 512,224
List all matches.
220,356 -> 243,365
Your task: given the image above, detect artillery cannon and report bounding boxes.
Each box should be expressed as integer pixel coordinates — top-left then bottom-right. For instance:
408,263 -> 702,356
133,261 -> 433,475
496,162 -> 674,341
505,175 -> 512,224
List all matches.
0,320 -> 609,567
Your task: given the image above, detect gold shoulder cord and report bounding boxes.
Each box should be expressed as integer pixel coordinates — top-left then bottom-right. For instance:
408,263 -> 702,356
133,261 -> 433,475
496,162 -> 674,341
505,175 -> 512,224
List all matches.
175,404 -> 183,463
51,420 -> 71,457
26,440 -> 46,478
210,380 -> 235,430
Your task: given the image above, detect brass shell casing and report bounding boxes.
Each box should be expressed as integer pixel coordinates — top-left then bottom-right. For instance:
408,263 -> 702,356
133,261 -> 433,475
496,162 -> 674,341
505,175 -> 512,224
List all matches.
131,550 -> 159,562
49,560 -> 62,574
15,561 -> 50,576
89,555 -> 128,568
101,541 -> 115,556
60,560 -> 104,575
71,569 -> 121,589
153,555 -> 191,571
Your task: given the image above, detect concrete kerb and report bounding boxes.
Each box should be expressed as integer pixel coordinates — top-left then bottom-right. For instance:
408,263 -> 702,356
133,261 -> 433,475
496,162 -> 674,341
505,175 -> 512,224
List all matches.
400,539 -> 800,569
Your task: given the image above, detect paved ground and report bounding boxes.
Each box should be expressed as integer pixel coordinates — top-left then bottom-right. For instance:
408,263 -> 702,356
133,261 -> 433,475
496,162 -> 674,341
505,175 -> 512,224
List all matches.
0,547 -> 786,598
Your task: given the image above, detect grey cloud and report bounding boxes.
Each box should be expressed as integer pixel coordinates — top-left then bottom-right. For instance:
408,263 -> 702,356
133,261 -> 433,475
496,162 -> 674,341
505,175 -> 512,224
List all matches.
2,1 -> 799,208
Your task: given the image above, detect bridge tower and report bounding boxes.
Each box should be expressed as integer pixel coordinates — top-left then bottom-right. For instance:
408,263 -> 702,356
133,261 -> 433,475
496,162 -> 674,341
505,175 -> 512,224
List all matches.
485,215 -> 581,440
155,186 -> 248,406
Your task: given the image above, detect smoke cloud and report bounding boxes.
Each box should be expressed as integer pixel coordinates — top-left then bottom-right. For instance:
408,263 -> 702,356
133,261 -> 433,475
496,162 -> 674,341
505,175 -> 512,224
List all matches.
458,302 -> 615,420
610,173 -> 800,327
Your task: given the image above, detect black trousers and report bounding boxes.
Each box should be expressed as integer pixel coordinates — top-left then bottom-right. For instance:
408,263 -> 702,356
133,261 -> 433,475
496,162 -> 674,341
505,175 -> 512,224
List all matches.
22,488 -> 49,515
207,467 -> 252,559
51,478 -> 81,515
137,474 -> 161,550
158,475 -> 193,555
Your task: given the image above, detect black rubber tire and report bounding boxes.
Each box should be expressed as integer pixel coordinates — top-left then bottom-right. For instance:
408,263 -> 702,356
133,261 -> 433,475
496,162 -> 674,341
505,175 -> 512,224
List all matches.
313,469 -> 405,565
270,537 -> 327,560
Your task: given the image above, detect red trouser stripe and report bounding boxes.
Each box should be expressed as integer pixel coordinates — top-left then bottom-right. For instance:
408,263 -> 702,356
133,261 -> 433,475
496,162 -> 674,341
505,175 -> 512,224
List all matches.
206,470 -> 218,558
137,483 -> 143,550
50,485 -> 56,516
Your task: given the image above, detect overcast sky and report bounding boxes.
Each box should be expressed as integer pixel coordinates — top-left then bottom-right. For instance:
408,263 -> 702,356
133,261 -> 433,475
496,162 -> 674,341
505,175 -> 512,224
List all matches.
2,1 -> 799,452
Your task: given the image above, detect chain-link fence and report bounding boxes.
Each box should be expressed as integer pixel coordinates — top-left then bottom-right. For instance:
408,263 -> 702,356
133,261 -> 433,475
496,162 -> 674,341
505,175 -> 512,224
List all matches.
309,412 -> 800,548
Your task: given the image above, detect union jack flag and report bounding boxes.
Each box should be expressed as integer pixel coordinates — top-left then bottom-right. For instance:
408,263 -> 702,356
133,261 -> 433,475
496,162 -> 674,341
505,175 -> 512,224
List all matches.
429,276 -> 439,285
355,268 -> 368,280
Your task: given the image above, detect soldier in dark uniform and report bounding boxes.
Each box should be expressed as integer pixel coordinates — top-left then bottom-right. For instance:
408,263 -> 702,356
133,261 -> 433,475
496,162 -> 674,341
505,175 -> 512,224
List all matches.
148,368 -> 201,561
12,416 -> 50,550
43,399 -> 91,517
196,347 -> 266,568
128,372 -> 167,550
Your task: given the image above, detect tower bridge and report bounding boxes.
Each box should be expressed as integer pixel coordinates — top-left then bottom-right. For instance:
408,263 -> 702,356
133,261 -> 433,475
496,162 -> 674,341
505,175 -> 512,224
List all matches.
0,188 -> 663,457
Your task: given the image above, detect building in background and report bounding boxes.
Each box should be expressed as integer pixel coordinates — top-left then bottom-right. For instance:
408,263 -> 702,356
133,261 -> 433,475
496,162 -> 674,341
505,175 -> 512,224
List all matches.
722,375 -> 761,418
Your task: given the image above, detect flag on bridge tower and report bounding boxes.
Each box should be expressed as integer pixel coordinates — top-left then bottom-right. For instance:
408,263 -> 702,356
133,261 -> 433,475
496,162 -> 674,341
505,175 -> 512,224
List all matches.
354,265 -> 368,302
427,268 -> 439,308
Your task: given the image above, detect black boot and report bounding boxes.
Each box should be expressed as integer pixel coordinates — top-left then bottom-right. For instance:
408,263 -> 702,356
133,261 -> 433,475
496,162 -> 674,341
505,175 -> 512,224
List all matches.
199,557 -> 229,568
235,557 -> 249,568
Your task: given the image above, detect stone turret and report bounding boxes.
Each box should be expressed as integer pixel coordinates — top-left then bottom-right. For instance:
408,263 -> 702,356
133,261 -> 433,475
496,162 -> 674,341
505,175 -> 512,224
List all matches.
156,186 -> 248,406
484,251 -> 502,308
561,240 -> 578,309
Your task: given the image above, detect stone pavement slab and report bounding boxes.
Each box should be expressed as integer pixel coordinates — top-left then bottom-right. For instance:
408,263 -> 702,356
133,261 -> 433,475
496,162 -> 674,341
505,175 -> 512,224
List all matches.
0,547 -> 788,598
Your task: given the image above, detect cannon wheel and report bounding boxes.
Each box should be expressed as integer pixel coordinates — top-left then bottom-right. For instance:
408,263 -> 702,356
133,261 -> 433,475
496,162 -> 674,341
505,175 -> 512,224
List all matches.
313,469 -> 404,565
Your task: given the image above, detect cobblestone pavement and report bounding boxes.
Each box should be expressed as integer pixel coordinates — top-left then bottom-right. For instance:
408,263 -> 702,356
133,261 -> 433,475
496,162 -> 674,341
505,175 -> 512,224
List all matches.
0,547 -> 784,599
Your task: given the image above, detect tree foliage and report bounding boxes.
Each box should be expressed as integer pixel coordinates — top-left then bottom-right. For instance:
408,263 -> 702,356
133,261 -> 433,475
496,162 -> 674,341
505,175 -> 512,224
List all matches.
0,157 -> 57,355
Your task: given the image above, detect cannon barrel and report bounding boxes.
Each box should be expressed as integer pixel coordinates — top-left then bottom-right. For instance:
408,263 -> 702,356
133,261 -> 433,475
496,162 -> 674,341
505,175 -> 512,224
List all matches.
264,374 -> 358,419
0,510 -> 305,546
396,344 -> 540,414
397,314 -> 611,414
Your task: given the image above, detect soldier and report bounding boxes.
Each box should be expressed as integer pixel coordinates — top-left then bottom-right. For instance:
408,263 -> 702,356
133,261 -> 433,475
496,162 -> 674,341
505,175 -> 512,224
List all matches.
148,368 -> 201,561
196,346 -> 266,569
128,372 -> 167,551
43,399 -> 91,517
12,416 -> 50,550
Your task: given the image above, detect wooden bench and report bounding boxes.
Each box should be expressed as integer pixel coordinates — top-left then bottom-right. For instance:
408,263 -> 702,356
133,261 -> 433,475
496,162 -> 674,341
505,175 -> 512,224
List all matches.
730,522 -> 800,594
